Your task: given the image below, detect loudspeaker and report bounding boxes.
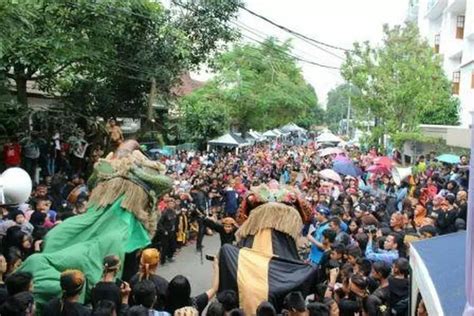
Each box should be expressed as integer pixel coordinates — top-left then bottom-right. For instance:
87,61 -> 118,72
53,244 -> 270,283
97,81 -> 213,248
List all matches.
0,168 -> 32,205
392,167 -> 412,186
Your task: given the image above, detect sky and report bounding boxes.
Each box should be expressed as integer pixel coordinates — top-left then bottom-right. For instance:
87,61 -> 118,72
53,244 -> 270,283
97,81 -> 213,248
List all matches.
191,0 -> 409,107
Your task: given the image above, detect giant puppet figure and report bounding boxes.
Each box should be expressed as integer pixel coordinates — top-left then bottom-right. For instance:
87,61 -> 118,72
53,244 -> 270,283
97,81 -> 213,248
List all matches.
20,140 -> 172,307
218,180 -> 318,314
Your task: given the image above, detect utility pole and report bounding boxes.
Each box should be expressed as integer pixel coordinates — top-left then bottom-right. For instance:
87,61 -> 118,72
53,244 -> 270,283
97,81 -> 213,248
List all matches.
346,83 -> 351,137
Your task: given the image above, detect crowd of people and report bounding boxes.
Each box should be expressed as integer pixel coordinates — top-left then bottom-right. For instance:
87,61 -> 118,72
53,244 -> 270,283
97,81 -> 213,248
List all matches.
0,130 -> 470,315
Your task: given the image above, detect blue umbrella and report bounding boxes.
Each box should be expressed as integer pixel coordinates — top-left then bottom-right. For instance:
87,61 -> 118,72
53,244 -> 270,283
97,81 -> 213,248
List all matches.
332,160 -> 362,177
436,154 -> 460,164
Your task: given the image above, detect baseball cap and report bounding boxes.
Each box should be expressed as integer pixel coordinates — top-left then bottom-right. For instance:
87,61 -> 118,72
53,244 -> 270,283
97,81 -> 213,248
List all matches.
315,205 -> 331,216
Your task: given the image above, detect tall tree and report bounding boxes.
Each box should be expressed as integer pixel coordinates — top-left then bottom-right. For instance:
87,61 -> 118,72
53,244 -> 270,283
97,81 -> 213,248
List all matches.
0,0 -> 240,123
178,38 -> 321,139
178,83 -> 230,147
325,83 -> 351,132
341,23 -> 459,139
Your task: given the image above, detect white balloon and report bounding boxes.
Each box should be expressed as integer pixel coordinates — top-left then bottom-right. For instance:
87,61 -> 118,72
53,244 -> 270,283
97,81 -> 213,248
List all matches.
0,168 -> 32,205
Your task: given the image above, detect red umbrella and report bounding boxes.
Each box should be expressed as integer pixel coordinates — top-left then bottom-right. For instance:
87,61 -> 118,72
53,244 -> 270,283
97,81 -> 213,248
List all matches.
366,164 -> 391,174
374,156 -> 394,169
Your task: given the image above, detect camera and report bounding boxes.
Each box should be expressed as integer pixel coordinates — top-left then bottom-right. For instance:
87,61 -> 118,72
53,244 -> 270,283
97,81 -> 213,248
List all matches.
205,254 -> 216,261
363,225 -> 377,234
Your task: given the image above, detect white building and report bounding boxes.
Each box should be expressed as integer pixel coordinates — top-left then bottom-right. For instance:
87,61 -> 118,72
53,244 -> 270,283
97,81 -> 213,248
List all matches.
407,0 -> 474,126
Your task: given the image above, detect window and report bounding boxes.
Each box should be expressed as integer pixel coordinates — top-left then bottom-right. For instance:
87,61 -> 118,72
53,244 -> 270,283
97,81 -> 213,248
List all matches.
452,71 -> 460,94
434,34 -> 440,53
456,16 -> 465,39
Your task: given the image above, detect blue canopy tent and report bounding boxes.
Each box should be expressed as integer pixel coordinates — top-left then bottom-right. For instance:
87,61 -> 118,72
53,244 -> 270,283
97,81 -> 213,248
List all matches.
409,232 -> 465,315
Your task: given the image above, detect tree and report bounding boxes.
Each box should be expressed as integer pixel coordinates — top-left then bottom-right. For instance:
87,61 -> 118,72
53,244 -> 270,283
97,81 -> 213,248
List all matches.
325,83 -> 351,132
178,38 -> 321,139
178,83 -> 230,147
341,23 -> 459,140
0,0 -> 240,125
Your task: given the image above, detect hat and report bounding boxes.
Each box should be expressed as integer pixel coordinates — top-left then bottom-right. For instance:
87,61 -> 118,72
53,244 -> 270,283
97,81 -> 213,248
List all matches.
315,205 -> 331,217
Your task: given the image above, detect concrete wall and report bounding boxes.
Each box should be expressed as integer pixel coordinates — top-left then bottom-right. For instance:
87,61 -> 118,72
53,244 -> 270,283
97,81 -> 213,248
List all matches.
420,123 -> 471,148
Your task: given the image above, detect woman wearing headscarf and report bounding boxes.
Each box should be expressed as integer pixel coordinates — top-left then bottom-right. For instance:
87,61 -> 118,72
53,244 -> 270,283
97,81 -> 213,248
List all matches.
3,226 -> 32,268
43,269 -> 91,315
413,205 -> 428,229
129,248 -> 168,311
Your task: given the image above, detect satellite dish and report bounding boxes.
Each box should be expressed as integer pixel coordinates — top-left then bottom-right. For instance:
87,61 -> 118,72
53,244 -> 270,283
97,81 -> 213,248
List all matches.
0,168 -> 32,205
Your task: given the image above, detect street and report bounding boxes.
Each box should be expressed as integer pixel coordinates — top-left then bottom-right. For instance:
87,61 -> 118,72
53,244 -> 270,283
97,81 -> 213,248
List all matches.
158,234 -> 221,295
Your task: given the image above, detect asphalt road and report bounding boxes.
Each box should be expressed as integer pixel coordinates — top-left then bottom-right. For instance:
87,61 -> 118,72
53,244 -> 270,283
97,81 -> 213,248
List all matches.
157,234 -> 221,296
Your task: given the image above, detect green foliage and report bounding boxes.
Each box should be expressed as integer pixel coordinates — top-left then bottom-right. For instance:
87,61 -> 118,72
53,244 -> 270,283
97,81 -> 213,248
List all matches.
178,38 -> 321,141
341,23 -> 460,138
325,83 -> 353,132
0,0 -> 240,127
178,83 -> 230,147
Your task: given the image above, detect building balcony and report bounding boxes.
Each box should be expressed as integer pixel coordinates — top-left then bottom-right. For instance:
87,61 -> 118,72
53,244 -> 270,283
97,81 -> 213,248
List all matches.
426,0 -> 448,20
447,0 -> 466,14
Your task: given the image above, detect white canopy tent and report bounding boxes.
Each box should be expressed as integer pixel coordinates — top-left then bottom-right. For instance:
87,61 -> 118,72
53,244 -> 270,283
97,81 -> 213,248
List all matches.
246,130 -> 264,143
207,132 -> 249,154
316,131 -> 342,143
262,130 -> 279,139
279,122 -> 307,134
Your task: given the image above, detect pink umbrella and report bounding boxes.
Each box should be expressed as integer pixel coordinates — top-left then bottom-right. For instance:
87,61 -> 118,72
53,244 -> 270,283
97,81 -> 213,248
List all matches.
374,156 -> 395,169
366,164 -> 391,174
319,169 -> 342,183
319,147 -> 344,157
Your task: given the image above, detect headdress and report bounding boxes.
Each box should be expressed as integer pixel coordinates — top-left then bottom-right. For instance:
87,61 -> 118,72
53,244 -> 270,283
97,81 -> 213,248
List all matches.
87,140 -> 172,236
236,182 -> 312,242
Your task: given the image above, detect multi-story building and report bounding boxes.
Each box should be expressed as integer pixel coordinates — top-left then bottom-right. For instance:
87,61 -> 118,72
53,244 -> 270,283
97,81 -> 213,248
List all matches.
407,0 -> 474,126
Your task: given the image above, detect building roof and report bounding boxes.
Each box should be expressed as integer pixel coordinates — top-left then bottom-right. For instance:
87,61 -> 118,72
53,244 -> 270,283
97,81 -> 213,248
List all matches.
170,73 -> 205,97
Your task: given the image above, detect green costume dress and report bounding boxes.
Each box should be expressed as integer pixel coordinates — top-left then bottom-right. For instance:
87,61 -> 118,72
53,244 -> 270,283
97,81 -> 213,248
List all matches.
20,149 -> 172,309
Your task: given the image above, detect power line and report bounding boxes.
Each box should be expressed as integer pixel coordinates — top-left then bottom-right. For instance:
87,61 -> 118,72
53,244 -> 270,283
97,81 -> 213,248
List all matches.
171,0 -> 340,70
234,19 -> 345,61
239,5 -> 351,52
238,31 -> 340,70
232,20 -> 342,69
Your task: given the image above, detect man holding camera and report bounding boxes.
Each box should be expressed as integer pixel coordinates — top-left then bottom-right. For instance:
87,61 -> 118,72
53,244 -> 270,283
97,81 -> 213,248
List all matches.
365,231 -> 400,265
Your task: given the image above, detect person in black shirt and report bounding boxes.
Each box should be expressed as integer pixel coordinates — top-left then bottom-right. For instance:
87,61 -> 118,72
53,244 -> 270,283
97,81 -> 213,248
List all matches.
165,257 -> 219,315
129,248 -> 168,311
91,255 -> 130,315
388,258 -> 409,315
157,200 -> 178,264
203,217 -> 238,246
43,269 -> 91,316
366,261 -> 391,315
0,255 -> 7,306
0,291 -> 35,315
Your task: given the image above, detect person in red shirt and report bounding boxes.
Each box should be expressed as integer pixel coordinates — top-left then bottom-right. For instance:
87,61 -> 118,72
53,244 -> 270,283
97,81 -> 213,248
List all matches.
3,137 -> 21,167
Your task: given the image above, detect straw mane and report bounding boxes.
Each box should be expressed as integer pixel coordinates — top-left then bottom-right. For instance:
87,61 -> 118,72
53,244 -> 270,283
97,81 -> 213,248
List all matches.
88,177 -> 156,236
236,202 -> 303,242
87,149 -> 171,237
